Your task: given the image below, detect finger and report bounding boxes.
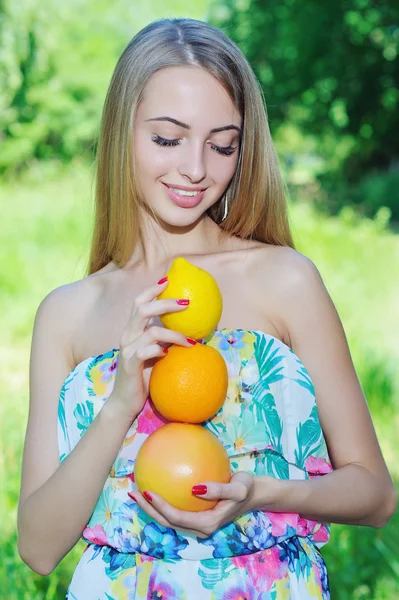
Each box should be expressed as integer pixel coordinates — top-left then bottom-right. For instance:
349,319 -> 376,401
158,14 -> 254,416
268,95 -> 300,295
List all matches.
128,491 -> 173,529
133,279 -> 170,310
192,480 -> 249,502
122,297 -> 191,346
124,326 -> 195,364
124,280 -> 170,338
129,492 -> 211,538
144,325 -> 195,348
146,491 -> 218,535
134,343 -> 168,361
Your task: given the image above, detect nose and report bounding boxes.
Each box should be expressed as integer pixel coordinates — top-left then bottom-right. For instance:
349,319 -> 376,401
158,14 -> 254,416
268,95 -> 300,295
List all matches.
178,141 -> 206,183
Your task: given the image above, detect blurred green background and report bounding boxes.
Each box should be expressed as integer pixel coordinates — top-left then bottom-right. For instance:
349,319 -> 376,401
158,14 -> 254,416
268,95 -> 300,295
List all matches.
1,0 -> 398,598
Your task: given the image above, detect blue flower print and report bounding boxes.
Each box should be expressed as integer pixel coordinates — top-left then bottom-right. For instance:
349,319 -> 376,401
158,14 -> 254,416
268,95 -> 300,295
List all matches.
279,537 -> 312,579
113,527 -> 140,554
242,512 -> 274,552
199,513 -> 275,558
102,546 -> 136,580
214,330 -> 247,351
140,522 -> 188,559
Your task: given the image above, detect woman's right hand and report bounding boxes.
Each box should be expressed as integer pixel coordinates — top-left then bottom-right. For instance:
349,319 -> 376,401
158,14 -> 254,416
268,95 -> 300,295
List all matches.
107,278 -> 194,422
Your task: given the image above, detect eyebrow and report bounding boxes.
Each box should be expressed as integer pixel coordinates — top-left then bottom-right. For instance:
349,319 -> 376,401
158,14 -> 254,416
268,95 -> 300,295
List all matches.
145,116 -> 242,134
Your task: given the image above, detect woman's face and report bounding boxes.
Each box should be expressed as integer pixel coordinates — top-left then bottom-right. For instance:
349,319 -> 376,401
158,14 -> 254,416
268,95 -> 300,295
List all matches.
133,66 -> 242,225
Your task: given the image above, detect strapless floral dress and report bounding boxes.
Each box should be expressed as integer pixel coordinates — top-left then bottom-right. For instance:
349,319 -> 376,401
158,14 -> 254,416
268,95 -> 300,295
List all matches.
58,328 -> 333,599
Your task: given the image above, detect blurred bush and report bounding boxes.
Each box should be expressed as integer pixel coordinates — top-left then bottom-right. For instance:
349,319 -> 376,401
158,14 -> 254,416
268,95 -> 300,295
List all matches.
209,0 -> 399,220
316,169 -> 399,221
0,0 -> 130,174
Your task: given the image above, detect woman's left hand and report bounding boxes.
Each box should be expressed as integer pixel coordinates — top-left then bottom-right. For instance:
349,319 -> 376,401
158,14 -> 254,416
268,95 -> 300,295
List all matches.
128,471 -> 256,538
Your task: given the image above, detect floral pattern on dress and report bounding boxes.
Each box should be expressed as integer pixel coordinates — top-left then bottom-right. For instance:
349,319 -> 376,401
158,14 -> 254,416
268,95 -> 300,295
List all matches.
58,328 -> 333,599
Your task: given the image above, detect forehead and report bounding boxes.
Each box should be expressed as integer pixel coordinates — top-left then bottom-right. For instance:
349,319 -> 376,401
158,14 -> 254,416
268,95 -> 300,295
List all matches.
138,66 -> 241,128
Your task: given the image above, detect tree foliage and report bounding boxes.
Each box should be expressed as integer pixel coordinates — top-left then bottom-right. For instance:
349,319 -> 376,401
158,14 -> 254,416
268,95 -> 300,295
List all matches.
0,0 -> 141,174
209,0 -> 399,182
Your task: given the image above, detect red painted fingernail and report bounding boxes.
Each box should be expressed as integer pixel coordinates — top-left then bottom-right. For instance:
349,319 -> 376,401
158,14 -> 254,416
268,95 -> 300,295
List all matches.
176,299 -> 190,305
157,277 -> 168,284
186,337 -> 197,345
128,493 -> 137,502
192,485 -> 207,496
162,347 -> 168,354
143,491 -> 153,502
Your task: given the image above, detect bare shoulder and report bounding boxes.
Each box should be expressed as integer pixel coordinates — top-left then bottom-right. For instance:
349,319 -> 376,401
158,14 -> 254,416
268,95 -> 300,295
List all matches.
252,245 -> 324,343
256,244 -> 319,283
36,263 -> 116,366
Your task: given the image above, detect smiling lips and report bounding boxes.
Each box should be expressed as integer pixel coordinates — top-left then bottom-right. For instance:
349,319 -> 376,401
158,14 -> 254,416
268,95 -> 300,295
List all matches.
162,183 -> 206,208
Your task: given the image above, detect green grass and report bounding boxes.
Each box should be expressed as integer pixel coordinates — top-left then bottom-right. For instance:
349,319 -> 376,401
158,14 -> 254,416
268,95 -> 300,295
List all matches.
1,159 -> 398,598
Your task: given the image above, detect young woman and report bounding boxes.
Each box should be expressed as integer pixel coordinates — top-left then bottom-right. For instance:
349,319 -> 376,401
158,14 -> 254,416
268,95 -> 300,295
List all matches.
18,18 -> 396,600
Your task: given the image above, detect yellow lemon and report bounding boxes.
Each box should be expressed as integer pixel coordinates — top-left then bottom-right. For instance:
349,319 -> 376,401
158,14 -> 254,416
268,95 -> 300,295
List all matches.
158,257 -> 223,339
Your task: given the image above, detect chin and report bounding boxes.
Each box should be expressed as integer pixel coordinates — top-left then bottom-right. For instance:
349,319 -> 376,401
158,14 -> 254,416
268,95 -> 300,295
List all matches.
154,206 -> 206,227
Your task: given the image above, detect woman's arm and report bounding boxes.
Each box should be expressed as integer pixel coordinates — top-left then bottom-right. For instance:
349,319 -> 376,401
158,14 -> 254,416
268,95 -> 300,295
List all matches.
18,286 -> 137,576
18,278 -> 192,575
252,463 -> 396,528
253,250 -> 397,527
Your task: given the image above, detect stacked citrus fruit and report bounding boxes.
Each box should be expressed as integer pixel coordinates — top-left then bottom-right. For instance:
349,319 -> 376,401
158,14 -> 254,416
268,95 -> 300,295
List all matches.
157,256 -> 223,339
134,258 -> 231,511
135,423 -> 230,511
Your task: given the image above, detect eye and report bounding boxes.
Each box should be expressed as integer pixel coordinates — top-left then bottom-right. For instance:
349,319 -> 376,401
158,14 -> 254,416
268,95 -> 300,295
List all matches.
152,135 -> 180,147
152,135 -> 237,156
210,143 -> 237,156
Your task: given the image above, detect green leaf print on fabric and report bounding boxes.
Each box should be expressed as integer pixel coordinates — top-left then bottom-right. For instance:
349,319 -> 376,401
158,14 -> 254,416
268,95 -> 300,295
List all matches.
252,333 -> 285,392
292,357 -> 315,396
294,406 -> 324,469
251,391 -> 283,454
198,557 -> 234,590
251,333 -> 286,454
74,401 -> 94,436
254,450 -> 290,479
58,371 -> 78,442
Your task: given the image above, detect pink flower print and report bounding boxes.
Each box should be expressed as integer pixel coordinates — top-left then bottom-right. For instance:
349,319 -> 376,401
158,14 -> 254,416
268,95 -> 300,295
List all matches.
264,511 -> 299,537
148,564 -> 186,600
89,354 -> 119,396
136,398 -> 168,434
98,358 -> 118,382
82,523 -> 108,545
312,524 -> 330,544
211,574 -> 257,600
232,546 -> 286,592
305,456 -> 332,478
297,517 -> 318,537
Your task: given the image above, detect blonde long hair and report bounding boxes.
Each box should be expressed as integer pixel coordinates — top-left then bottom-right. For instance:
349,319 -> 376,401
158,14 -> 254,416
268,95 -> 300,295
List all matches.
88,18 -> 294,275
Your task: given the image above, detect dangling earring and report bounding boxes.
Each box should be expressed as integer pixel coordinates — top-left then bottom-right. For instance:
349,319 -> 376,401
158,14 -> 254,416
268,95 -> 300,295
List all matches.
221,196 -> 229,221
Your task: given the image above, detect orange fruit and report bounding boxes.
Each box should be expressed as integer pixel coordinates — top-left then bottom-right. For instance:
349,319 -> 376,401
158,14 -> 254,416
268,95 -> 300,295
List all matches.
134,423 -> 231,511
149,343 -> 228,423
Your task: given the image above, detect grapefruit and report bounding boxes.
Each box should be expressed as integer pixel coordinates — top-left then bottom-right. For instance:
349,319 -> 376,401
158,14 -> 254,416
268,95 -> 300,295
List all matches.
134,423 -> 231,511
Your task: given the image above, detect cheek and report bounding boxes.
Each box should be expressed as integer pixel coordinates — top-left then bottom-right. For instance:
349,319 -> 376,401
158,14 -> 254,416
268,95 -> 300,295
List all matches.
209,156 -> 239,185
134,136 -> 175,177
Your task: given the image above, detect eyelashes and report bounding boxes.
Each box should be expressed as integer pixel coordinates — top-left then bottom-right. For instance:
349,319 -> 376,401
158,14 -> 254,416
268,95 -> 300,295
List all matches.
151,135 -> 237,156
